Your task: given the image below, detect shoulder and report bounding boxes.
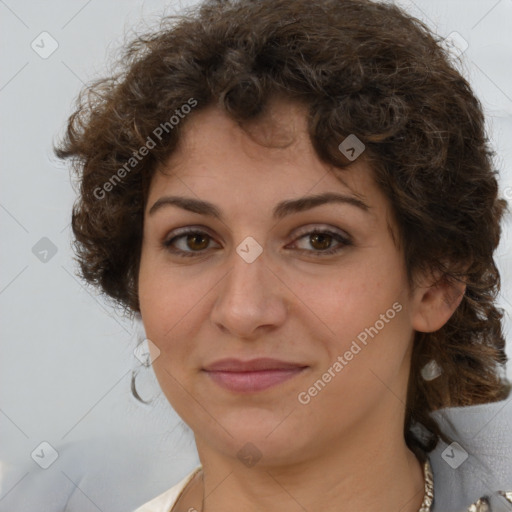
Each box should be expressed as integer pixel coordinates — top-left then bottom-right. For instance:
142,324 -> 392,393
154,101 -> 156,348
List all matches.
424,397 -> 512,511
133,466 -> 202,512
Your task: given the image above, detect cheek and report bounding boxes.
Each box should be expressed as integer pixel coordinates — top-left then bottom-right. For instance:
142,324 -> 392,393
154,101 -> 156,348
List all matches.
138,255 -> 186,368
294,256 -> 406,341
138,250 -> 199,338
138,253 -> 215,383
298,256 -> 412,393
139,284 -> 197,365
297,272 -> 411,422
138,261 -> 200,410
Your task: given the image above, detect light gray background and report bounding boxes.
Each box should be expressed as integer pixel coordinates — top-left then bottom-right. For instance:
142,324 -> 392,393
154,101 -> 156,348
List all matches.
1,0 -> 511,510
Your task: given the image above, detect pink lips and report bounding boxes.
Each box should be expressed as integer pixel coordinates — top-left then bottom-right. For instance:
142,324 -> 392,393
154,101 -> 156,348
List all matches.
202,358 -> 308,393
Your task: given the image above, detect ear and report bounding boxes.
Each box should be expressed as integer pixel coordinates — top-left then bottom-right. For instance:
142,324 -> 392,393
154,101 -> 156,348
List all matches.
409,269 -> 466,333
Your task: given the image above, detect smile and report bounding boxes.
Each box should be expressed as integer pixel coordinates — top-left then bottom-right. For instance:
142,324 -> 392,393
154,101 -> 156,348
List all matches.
203,368 -> 308,393
201,358 -> 309,393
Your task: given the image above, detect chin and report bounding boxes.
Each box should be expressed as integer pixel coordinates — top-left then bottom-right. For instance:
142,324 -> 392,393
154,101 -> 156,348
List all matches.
202,418 -> 312,465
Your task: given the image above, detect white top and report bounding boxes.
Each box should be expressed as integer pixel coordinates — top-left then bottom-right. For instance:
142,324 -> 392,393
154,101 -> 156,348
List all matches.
134,466 -> 202,512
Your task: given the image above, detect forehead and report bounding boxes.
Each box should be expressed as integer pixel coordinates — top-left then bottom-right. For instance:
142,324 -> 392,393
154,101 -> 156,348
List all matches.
148,101 -> 381,209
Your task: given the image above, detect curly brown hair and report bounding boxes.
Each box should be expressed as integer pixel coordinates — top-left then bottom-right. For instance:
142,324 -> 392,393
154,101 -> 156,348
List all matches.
54,0 -> 510,458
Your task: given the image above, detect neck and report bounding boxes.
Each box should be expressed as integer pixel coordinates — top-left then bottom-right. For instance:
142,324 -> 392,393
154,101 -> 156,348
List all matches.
194,418 -> 426,512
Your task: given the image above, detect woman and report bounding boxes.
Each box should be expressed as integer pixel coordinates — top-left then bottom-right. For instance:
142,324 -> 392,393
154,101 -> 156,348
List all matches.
54,0 -> 512,510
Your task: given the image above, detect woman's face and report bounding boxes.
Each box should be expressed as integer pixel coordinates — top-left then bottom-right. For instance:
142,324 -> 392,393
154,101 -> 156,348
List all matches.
138,100 -> 424,466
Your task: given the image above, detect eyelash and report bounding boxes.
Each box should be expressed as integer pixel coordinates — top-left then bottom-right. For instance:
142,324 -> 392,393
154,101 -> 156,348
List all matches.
162,227 -> 352,258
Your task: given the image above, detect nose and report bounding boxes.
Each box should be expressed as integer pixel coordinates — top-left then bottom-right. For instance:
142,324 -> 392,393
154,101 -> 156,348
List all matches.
210,247 -> 289,339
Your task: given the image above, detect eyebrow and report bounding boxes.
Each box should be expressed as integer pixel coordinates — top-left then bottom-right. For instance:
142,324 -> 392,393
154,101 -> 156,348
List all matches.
148,192 -> 370,220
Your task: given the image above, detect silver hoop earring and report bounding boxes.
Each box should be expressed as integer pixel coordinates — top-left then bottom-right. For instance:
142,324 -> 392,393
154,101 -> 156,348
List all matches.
131,368 -> 153,404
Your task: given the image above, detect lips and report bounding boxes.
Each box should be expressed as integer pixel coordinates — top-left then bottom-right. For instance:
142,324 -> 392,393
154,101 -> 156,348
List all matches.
203,357 -> 308,372
202,358 -> 308,393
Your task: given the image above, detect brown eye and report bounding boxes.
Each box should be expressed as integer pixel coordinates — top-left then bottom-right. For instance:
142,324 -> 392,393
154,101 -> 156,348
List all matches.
163,229 -> 219,257
185,233 -> 210,251
309,232 -> 333,250
289,228 -> 352,257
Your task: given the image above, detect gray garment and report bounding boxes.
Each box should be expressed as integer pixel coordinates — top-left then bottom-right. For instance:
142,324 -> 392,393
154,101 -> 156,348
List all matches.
429,397 -> 512,512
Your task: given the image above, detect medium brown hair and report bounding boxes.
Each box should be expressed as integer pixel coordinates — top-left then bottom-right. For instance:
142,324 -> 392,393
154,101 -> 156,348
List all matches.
54,0 -> 511,458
